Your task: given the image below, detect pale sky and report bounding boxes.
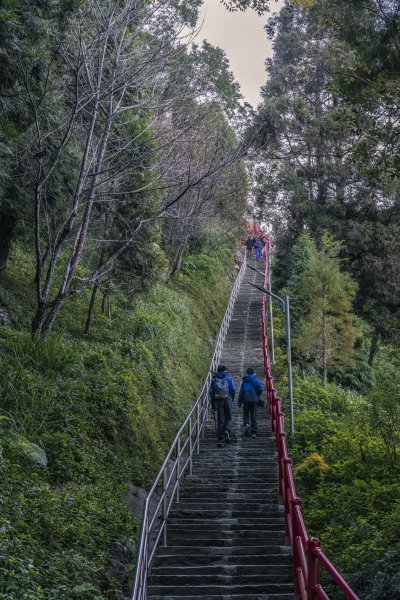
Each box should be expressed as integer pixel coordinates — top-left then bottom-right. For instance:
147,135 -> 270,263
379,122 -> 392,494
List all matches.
196,0 -> 284,107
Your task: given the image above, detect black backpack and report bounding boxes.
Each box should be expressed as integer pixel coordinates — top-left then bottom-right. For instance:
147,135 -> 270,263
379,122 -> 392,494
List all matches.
213,377 -> 229,400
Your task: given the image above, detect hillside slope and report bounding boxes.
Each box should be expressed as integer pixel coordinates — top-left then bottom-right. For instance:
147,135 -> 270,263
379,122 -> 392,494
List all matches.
0,245 -> 237,600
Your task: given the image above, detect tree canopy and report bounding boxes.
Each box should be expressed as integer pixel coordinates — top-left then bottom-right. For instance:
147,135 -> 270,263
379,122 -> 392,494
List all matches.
250,0 -> 400,363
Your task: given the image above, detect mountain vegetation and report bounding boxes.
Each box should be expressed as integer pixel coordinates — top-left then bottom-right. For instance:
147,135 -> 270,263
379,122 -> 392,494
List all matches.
251,1 -> 400,597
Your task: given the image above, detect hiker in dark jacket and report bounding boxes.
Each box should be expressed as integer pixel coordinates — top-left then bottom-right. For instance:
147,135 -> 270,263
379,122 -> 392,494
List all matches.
238,368 -> 263,439
210,365 -> 236,447
245,236 -> 253,258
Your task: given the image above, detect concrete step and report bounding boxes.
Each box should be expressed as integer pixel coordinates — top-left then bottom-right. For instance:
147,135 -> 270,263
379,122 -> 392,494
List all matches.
147,583 -> 294,596
167,521 -> 285,529
153,552 -> 291,568
164,537 -> 286,547
171,502 -> 280,512
179,488 -> 278,496
169,509 -> 284,519
152,563 -> 292,576
156,545 -> 291,559
148,592 -> 295,599
150,574 -> 293,586
168,518 -> 284,526
180,481 -> 278,488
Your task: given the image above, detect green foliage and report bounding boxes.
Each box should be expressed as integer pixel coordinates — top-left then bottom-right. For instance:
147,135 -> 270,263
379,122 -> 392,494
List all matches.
221,0 -> 274,14
294,452 -> 329,491
0,244 -> 235,598
351,543 -> 400,600
365,356 -> 400,466
0,417 -> 47,467
190,42 -> 242,111
280,231 -> 317,335
329,357 -> 374,393
291,0 -> 316,7
0,0 -> 245,336
287,369 -> 400,596
252,0 -> 400,595
270,298 -> 400,594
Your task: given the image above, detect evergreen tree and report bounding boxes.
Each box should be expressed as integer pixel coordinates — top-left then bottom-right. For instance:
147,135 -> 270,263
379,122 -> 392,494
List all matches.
293,233 -> 359,383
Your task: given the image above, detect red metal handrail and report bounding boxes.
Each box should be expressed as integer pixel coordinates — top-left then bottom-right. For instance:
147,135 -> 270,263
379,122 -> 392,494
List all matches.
261,254 -> 360,600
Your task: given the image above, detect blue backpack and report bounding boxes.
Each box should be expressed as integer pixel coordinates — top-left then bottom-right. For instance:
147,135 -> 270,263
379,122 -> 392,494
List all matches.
213,377 -> 229,400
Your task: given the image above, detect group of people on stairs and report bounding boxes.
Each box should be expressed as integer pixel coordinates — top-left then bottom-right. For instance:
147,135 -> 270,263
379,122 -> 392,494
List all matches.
244,235 -> 264,260
210,365 -> 264,448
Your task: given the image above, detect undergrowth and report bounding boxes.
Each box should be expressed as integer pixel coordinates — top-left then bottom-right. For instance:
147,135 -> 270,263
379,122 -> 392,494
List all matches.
269,293 -> 400,598
0,245 -> 235,599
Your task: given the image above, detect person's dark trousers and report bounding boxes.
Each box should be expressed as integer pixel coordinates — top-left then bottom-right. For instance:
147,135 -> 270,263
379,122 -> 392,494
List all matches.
243,402 -> 258,434
246,248 -> 252,258
216,398 -> 233,441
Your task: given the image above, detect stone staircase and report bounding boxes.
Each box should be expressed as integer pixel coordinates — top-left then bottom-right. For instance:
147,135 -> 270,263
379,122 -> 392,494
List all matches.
147,260 -> 294,599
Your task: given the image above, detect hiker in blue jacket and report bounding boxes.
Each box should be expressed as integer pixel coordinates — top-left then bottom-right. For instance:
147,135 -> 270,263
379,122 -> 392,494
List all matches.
238,368 -> 263,439
210,365 -> 236,447
254,238 -> 263,260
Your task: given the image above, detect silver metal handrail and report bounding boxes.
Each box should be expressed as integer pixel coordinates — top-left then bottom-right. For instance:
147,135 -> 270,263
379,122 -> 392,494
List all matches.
131,255 -> 247,600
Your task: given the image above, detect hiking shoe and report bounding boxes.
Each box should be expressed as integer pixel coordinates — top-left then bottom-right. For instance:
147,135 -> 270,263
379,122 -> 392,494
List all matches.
224,431 -> 230,443
252,433 -> 257,439
244,424 -> 251,437
217,440 -> 224,448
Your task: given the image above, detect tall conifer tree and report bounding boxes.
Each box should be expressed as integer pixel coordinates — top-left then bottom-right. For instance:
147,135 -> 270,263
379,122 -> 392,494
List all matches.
293,233 -> 359,383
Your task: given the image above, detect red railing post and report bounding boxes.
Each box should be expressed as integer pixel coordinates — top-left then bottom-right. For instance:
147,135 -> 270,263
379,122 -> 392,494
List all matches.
282,458 -> 296,546
291,495 -> 302,552
271,387 -> 278,432
307,537 -> 321,600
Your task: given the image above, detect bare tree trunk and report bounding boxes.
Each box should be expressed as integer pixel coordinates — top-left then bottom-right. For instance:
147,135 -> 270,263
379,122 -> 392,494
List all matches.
314,91 -> 327,209
368,330 -> 380,366
85,283 -> 99,336
102,292 -> 107,316
107,295 -> 112,320
0,208 -> 15,278
31,302 -> 47,335
168,241 -> 186,278
322,298 -> 328,385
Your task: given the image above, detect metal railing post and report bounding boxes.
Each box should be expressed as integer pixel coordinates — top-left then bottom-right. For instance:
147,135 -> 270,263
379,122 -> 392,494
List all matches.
176,438 -> 180,503
196,404 -> 200,453
143,515 -> 149,596
163,467 -> 168,546
189,416 -> 193,475
268,239 -> 275,364
284,294 -> 294,442
247,271 -> 294,443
